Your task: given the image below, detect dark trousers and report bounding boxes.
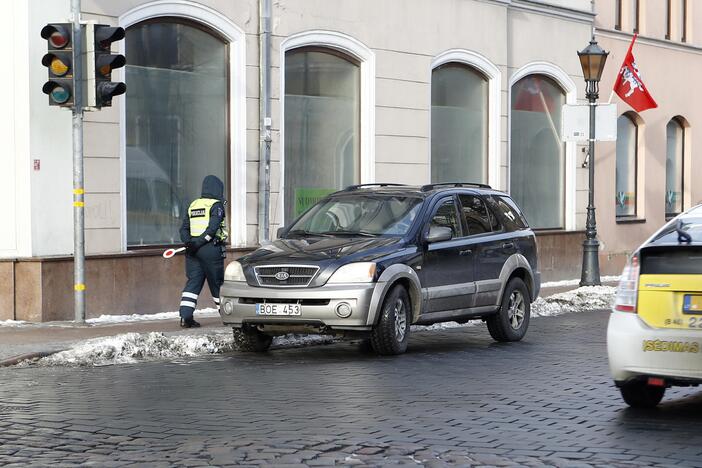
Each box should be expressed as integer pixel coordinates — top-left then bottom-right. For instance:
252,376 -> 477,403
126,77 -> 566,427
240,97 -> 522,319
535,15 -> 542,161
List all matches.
179,242 -> 225,320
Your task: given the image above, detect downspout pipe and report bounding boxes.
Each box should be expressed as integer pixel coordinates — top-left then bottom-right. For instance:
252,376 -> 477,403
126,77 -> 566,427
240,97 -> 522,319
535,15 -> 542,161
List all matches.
257,0 -> 272,244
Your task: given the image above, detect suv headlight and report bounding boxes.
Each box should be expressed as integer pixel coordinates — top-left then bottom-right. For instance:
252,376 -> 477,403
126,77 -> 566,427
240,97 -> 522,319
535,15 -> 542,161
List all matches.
327,262 -> 377,283
224,261 -> 246,282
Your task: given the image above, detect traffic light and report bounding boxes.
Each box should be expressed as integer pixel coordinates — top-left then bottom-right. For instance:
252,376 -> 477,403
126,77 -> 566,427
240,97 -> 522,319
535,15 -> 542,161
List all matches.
87,24 -> 126,108
40,23 -> 74,107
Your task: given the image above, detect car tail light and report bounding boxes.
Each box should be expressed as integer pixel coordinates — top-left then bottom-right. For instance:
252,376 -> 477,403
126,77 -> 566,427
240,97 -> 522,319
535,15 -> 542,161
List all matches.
614,254 -> 640,313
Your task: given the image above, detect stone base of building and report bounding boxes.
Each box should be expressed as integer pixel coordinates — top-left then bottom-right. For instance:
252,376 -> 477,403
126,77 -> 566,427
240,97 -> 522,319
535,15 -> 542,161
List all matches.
535,231 -> 628,284
0,249 -> 250,322
0,233 -> 628,322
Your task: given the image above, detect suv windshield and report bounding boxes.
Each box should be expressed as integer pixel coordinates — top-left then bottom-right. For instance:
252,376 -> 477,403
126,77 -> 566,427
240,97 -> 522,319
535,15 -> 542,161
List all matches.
286,194 -> 423,237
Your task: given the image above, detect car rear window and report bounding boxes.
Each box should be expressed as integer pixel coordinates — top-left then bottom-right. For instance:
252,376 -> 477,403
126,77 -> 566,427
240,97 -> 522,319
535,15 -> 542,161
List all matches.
487,195 -> 529,231
640,246 -> 702,275
650,217 -> 702,244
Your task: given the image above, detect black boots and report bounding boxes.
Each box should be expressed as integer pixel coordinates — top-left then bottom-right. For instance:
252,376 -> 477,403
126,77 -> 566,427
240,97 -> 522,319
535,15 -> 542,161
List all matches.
180,318 -> 201,328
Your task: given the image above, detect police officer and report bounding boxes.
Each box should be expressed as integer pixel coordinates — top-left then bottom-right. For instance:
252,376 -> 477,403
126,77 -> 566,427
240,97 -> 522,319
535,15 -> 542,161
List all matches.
178,175 -> 228,328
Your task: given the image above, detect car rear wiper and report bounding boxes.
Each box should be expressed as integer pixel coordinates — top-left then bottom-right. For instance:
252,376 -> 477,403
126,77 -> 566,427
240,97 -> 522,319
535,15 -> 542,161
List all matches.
677,220 -> 692,244
319,230 -> 378,237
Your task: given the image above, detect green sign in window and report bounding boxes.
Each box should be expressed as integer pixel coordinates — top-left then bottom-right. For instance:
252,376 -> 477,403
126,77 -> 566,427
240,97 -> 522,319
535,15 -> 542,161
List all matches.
294,188 -> 335,218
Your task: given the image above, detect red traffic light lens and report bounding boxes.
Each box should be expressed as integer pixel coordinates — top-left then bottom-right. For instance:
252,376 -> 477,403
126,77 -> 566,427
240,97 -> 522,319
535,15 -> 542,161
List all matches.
49,31 -> 69,48
50,86 -> 71,104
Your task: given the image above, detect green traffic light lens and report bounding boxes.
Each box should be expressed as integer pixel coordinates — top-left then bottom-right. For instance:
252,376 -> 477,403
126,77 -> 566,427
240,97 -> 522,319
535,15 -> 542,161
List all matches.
50,86 -> 70,104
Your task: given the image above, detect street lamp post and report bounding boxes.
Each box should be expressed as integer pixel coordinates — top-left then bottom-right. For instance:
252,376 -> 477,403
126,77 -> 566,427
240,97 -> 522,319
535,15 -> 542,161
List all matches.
577,38 -> 609,287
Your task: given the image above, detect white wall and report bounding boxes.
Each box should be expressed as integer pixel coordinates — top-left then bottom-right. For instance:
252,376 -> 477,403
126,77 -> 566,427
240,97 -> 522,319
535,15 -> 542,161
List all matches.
28,0 -> 74,257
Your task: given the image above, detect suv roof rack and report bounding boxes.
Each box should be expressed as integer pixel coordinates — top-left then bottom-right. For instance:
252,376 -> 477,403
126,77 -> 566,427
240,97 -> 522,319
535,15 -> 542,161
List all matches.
420,182 -> 492,192
343,183 -> 408,191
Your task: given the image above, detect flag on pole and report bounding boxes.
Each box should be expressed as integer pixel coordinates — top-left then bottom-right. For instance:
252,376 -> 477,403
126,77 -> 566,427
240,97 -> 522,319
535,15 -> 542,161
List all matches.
613,34 -> 657,112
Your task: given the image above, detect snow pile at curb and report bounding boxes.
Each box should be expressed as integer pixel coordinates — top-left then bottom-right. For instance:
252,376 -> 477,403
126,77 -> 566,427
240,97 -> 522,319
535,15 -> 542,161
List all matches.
531,285 -> 615,317
19,331 -> 336,367
25,331 -> 235,367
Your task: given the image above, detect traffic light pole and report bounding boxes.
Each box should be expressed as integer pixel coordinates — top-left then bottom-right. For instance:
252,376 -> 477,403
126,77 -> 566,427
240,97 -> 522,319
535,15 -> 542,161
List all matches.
71,0 -> 86,323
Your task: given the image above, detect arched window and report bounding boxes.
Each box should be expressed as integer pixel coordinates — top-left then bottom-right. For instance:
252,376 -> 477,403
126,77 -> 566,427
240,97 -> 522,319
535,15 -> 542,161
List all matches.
666,118 -> 685,216
125,18 -> 229,246
509,74 -> 566,229
431,63 -> 488,184
615,114 -> 638,218
284,47 -> 360,222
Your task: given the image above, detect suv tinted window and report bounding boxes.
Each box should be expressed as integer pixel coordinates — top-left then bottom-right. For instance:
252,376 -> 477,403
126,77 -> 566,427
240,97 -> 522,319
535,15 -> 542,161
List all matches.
488,195 -> 528,231
458,194 -> 496,235
431,198 -> 461,238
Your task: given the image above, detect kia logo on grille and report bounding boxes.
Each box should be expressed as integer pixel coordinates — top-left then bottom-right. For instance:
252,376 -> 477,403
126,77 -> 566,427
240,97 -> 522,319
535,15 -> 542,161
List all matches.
275,271 -> 290,281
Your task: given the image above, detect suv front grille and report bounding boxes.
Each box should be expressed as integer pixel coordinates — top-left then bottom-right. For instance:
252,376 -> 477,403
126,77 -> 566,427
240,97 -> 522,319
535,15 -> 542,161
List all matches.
254,265 -> 319,287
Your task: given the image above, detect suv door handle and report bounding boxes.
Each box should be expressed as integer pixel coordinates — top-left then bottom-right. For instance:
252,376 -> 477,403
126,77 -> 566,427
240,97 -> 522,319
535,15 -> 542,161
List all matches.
459,249 -> 472,256
502,242 -> 515,250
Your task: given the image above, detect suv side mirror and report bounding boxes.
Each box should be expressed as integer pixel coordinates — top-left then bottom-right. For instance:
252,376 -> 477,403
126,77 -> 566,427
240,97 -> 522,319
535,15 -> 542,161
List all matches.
426,225 -> 452,243
276,227 -> 285,238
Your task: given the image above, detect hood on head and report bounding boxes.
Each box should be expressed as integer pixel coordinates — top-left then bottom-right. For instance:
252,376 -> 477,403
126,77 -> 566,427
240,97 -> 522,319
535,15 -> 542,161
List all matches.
201,175 -> 224,200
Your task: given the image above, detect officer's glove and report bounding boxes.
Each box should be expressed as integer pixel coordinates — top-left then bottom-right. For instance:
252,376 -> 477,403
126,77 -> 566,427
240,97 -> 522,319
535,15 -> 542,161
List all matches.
185,240 -> 201,256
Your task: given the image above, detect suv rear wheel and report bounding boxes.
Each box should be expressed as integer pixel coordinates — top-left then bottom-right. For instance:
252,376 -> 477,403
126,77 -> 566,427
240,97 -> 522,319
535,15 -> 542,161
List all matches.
619,380 -> 665,408
370,285 -> 411,355
487,277 -> 530,342
233,326 -> 273,352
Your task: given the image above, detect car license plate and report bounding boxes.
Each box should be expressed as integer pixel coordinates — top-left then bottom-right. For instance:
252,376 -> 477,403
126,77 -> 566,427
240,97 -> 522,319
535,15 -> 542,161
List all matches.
255,303 -> 301,316
683,295 -> 702,314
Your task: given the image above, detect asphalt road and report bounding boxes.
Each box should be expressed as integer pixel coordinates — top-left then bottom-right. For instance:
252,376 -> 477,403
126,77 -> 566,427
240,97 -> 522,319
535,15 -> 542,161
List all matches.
1,310 -> 702,467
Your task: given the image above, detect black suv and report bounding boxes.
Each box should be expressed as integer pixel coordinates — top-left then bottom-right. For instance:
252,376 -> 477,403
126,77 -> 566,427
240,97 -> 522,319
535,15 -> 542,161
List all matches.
219,183 -> 540,355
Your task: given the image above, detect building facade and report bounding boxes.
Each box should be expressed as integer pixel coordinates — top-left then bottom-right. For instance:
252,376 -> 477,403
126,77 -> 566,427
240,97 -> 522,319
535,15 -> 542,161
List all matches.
0,0 -> 698,321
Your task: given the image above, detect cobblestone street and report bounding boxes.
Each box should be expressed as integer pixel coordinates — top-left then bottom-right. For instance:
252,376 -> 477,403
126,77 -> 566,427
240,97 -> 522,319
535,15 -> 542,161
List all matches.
2,310 -> 702,467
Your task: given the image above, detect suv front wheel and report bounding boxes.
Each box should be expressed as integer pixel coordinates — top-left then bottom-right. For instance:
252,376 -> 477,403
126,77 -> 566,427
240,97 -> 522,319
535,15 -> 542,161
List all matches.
370,285 -> 411,355
487,277 -> 530,342
233,325 -> 273,352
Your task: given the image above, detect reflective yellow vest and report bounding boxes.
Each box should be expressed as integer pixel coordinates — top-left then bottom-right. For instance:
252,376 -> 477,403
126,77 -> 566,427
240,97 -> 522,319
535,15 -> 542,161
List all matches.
188,198 -> 229,241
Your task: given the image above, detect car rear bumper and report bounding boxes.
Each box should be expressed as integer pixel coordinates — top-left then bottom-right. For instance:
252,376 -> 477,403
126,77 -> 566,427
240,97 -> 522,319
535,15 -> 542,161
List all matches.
607,310 -> 702,384
218,280 -> 377,331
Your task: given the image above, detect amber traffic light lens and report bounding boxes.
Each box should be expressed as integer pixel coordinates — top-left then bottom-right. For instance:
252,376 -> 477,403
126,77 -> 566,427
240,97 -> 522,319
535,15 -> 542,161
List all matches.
50,57 -> 70,76
49,31 -> 69,48
98,63 -> 111,76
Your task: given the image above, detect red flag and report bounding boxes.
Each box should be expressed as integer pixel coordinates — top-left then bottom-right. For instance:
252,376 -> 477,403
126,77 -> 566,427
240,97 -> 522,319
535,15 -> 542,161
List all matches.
613,34 -> 657,112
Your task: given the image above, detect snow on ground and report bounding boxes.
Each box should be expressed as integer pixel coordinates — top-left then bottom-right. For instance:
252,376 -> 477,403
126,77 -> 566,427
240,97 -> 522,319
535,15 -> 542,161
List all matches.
541,276 -> 620,288
86,309 -> 219,324
414,285 -> 616,331
0,320 -> 27,327
15,285 -> 616,367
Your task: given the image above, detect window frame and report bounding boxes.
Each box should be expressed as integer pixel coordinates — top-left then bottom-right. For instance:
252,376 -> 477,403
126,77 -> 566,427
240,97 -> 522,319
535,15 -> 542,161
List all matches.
279,31 -> 376,228
665,117 -> 686,219
615,113 -> 639,220
430,49 -> 502,190
119,1 -> 248,250
615,0 -> 622,30
123,16 -> 232,250
508,69 -> 573,231
430,61 -> 490,185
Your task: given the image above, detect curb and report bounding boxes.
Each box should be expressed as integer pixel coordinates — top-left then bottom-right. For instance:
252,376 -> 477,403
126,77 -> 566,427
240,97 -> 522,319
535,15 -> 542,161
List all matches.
0,350 -> 62,368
